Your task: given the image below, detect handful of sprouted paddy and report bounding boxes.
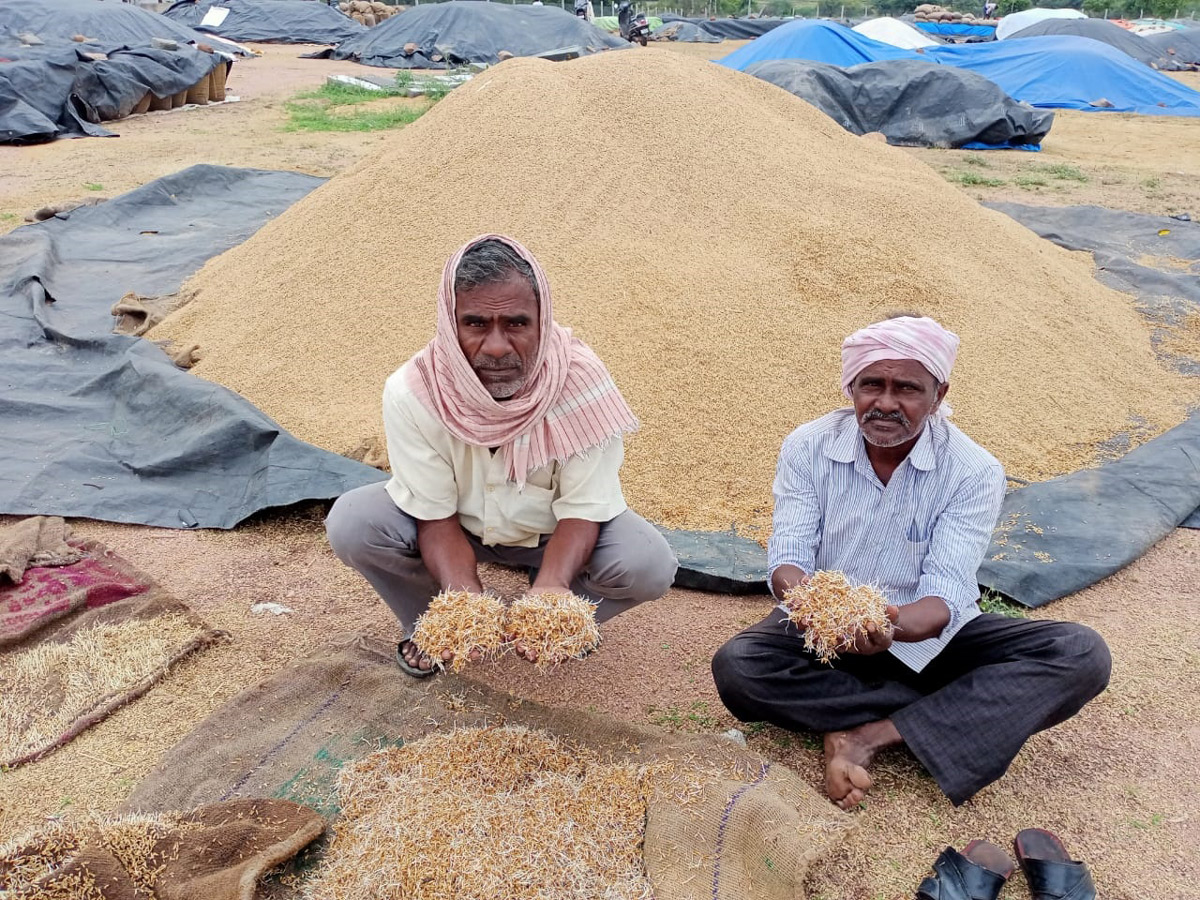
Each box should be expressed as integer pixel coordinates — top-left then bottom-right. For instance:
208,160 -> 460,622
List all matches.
780,570 -> 892,664
504,590 -> 601,670
410,589 -> 506,672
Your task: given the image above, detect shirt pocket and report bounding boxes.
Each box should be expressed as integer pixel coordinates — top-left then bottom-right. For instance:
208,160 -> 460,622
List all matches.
502,482 -> 559,536
890,520 -> 929,594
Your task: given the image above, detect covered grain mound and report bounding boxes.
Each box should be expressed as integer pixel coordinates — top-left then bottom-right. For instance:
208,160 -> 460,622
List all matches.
151,49 -> 1193,536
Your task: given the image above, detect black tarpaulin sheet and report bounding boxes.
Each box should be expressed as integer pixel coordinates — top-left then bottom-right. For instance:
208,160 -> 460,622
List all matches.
1007,17 -> 1187,71
1144,26 -> 1200,65
978,417 -> 1200,607
0,40 -> 221,143
660,14 -> 787,39
747,57 -> 1053,148
0,165 -> 384,529
164,0 -> 365,45
0,0 -> 248,57
651,21 -> 722,43
987,203 -> 1200,368
321,0 -> 626,68
0,43 -> 105,143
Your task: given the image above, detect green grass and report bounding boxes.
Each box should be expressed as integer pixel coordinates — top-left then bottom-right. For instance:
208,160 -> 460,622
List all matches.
1038,162 -> 1089,182
1014,174 -> 1049,189
283,82 -> 429,133
0,212 -> 16,221
647,700 -> 718,732
83,183 -> 104,191
978,590 -> 1029,618
962,154 -> 992,168
1142,175 -> 1162,191
946,170 -> 1007,188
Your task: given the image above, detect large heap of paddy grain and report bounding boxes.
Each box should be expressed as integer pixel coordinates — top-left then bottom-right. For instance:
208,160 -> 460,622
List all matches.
152,49 -> 1192,536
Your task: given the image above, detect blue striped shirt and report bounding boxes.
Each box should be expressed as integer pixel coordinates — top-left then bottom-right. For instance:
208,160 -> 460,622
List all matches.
768,408 -> 1006,672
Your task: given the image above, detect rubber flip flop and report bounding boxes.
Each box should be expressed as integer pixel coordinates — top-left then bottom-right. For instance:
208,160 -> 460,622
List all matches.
916,840 -> 1015,900
1013,828 -> 1097,900
395,638 -> 438,678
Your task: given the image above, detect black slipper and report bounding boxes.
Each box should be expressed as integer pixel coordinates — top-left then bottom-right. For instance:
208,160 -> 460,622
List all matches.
1013,828 -> 1096,900
396,638 -> 438,678
916,840 -> 1016,900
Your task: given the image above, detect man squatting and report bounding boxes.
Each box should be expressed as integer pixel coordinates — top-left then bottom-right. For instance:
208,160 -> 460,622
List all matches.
326,235 -> 678,674
713,314 -> 1112,808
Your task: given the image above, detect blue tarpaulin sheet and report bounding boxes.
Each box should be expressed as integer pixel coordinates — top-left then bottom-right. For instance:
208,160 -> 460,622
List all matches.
719,22 -> 1200,116
913,21 -> 995,37
718,19 -> 926,69
926,35 -> 1200,115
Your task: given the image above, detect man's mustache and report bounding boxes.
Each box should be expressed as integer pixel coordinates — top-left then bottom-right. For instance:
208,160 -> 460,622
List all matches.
472,353 -> 522,372
861,409 -> 911,428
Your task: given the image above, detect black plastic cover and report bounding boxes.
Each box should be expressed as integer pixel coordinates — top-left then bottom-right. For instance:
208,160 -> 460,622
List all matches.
1006,17 -> 1187,70
747,57 -> 1053,148
164,0 -> 366,45
659,14 -> 788,39
0,165 -> 384,529
1143,26 -> 1200,65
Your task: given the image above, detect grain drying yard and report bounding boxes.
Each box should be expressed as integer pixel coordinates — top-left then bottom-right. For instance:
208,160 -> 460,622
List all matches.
1,18 -> 1199,900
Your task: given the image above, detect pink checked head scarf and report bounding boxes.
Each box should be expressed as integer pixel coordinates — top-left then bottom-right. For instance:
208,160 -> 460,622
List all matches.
841,316 -> 960,418
406,234 -> 638,488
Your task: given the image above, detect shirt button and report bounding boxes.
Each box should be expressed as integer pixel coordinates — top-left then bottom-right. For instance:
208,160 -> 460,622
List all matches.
486,485 -> 495,493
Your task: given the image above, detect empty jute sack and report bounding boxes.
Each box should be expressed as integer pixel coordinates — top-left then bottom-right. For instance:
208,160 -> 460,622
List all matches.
125,633 -> 853,900
0,798 -> 324,900
0,520 -> 225,768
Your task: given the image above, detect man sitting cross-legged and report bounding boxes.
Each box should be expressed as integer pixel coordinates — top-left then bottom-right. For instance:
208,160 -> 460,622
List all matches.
326,235 -> 677,674
711,314 -> 1111,808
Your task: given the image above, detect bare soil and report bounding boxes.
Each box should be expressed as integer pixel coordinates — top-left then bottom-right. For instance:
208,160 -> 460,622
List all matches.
1,42 -> 1198,900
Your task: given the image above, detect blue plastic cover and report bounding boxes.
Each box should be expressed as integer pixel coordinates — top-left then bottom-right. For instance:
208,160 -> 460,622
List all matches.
912,22 -> 995,37
926,35 -> 1200,115
718,19 -> 927,70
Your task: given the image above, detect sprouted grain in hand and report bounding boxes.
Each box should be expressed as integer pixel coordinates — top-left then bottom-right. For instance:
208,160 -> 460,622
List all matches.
505,591 -> 601,671
410,590 -> 507,672
780,571 -> 892,664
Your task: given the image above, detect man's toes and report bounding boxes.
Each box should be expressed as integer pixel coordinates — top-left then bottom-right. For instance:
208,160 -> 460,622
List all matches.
847,765 -> 873,792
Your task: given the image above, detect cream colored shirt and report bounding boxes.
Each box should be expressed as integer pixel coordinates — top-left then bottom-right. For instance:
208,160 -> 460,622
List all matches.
382,364 -> 628,548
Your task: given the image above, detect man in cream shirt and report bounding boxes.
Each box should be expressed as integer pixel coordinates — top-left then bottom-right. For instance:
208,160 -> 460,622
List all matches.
326,235 -> 677,675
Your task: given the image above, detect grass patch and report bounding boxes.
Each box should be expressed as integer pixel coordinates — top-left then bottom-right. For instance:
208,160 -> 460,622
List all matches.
979,590 -> 1029,618
0,212 -> 16,221
1142,175 -> 1162,191
647,701 -> 718,732
1038,162 -> 1088,182
83,183 -> 104,191
284,82 -> 430,133
946,170 -> 1007,188
962,154 -> 992,168
1014,174 -> 1049,189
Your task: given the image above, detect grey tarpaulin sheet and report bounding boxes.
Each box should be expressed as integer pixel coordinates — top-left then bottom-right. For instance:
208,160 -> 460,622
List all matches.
0,42 -> 106,143
659,14 -> 787,39
0,0 -> 247,57
651,21 -> 722,43
316,0 -> 626,69
1144,26 -> 1200,65
164,0 -> 365,46
978,417 -> 1200,607
747,57 -> 1053,149
1006,17 -> 1187,71
0,164 -> 384,529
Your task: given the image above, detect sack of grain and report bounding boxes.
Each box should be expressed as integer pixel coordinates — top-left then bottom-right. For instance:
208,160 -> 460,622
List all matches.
133,92 -> 152,115
185,75 -> 210,106
170,89 -> 188,109
209,61 -> 228,101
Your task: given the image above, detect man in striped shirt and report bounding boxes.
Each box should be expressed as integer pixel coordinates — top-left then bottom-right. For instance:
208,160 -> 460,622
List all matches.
712,315 -> 1110,808
326,236 -> 677,675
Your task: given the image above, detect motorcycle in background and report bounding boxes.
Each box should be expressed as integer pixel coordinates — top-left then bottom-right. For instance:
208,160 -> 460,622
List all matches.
617,0 -> 650,45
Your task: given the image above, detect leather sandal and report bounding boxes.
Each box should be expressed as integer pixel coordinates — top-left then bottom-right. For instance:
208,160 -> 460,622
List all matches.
396,637 -> 438,678
1013,828 -> 1097,900
916,840 -> 1015,900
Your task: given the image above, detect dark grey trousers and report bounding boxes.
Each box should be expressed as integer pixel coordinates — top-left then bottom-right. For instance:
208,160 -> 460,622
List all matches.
711,611 -> 1111,805
325,481 -> 678,633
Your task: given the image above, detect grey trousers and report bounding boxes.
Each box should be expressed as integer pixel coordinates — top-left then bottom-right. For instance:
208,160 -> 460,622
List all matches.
325,481 -> 678,632
711,611 -> 1111,805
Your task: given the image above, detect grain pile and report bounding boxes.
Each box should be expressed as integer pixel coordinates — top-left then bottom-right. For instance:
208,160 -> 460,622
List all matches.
151,49 -> 1194,536
0,616 -> 205,765
307,726 -> 654,900
780,570 -> 891,663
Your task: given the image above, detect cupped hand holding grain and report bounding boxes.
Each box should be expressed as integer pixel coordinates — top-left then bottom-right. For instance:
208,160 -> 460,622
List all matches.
504,590 -> 601,670
780,571 -> 895,664
410,589 -> 507,673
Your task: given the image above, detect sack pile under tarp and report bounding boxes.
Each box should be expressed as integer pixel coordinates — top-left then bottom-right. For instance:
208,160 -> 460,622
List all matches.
164,0 -> 367,45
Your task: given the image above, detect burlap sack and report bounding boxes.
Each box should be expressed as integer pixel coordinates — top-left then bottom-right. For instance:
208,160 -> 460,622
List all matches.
0,798 -> 323,900
0,515 -> 81,585
127,634 -> 852,900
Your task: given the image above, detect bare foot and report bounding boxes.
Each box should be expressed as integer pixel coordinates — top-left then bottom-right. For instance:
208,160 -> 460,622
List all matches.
823,720 -> 902,810
400,641 -> 480,671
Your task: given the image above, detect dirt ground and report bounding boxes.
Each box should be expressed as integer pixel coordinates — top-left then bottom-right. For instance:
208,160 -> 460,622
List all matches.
2,41 -> 1199,900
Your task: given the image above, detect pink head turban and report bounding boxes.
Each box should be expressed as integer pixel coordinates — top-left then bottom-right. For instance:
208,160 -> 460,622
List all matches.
841,316 -> 960,417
